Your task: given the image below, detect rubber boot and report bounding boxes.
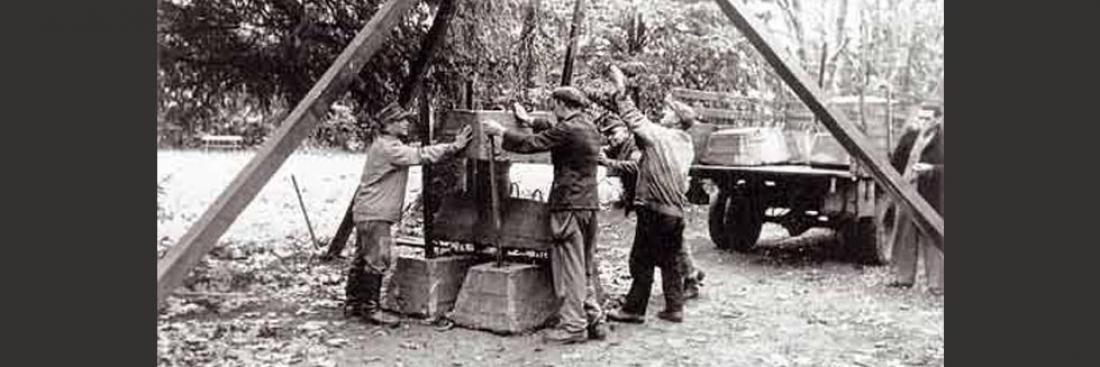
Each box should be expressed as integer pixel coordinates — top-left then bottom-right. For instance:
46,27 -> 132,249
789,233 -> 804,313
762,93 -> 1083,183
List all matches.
587,309 -> 609,340
363,273 -> 400,327
343,267 -> 366,318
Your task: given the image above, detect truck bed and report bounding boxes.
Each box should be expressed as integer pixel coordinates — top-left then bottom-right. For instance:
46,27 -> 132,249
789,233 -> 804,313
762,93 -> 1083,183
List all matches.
690,164 -> 855,179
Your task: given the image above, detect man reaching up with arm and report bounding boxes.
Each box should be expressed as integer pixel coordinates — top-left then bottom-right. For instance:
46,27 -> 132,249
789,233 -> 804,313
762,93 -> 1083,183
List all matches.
602,65 -> 696,323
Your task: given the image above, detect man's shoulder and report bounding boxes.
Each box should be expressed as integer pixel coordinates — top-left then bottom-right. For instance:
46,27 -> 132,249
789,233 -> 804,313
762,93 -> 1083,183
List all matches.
375,135 -> 408,148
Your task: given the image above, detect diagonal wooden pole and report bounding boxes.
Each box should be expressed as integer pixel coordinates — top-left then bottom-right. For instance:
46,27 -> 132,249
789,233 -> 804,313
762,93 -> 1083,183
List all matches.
157,0 -> 420,307
712,0 -> 943,250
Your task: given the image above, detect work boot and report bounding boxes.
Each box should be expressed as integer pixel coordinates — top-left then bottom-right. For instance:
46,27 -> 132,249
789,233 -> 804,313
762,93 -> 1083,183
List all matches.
657,309 -> 684,323
586,309 -> 609,340
362,273 -> 400,327
684,269 -> 706,300
543,327 -> 587,344
607,308 -> 645,324
683,277 -> 700,300
364,303 -> 401,327
588,322 -> 609,340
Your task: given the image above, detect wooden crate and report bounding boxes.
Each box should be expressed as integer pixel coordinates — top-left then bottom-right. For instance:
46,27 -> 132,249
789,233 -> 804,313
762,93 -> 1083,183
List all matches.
698,127 -> 793,166
431,195 -> 553,251
436,110 -> 555,164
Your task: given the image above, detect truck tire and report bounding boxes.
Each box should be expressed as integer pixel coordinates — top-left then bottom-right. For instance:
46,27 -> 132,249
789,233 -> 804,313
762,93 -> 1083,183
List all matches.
709,190 -> 765,252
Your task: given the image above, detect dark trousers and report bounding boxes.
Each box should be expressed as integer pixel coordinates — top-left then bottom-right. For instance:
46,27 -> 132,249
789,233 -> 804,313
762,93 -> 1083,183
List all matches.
623,207 -> 685,314
549,210 -> 603,333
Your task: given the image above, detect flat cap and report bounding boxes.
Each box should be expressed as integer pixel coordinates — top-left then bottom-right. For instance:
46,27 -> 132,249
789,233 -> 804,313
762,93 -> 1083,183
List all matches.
597,113 -> 626,134
551,86 -> 591,108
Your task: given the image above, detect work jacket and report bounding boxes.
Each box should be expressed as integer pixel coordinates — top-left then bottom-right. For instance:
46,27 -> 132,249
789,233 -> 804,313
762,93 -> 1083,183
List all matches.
353,134 -> 462,223
612,94 -> 695,218
502,111 -> 601,211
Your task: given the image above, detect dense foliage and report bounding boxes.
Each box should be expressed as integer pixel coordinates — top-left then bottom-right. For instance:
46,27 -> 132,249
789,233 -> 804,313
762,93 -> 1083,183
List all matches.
156,0 -> 944,148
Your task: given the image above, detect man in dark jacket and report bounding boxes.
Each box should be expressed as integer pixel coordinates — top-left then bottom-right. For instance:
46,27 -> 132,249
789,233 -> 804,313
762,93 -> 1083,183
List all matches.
887,104 -> 944,296
482,87 -> 606,344
598,114 -> 641,213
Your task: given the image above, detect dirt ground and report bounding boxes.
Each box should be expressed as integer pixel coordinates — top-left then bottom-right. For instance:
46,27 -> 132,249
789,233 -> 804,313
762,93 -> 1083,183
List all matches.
157,150 -> 944,367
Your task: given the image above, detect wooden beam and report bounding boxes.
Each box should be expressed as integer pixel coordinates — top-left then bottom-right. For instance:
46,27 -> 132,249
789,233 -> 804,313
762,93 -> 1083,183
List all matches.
156,0 -> 419,307
419,87 -> 436,258
712,0 -> 943,250
320,201 -> 354,261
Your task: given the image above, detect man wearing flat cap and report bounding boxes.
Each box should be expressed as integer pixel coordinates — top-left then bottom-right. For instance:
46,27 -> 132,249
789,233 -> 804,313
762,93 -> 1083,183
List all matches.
597,113 -> 641,214
600,65 -> 696,324
482,86 -> 606,344
596,93 -> 708,302
345,101 -> 473,326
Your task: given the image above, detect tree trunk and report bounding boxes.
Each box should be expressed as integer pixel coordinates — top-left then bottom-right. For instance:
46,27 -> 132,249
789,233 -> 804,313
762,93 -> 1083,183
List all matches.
560,0 -> 588,86
776,0 -> 806,67
827,0 -> 849,91
519,0 -> 541,101
398,0 -> 457,107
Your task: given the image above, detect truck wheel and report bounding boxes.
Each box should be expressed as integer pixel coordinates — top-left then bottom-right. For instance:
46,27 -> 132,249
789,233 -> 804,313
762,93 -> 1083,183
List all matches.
709,190 -> 764,252
708,191 -> 732,249
841,206 -> 893,265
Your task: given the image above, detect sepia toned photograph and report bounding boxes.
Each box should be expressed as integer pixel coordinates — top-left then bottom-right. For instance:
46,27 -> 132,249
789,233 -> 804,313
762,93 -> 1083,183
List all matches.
157,0 -> 944,365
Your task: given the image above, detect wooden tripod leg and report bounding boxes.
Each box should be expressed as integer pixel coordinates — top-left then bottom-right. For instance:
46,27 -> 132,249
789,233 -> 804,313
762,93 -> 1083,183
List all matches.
321,200 -> 355,261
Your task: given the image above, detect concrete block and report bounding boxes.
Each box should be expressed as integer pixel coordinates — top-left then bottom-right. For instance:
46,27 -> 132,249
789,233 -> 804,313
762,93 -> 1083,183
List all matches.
381,254 -> 481,318
449,262 -> 560,334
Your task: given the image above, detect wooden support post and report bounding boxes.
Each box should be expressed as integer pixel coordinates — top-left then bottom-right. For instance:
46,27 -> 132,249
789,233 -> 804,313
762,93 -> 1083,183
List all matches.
321,201 -> 354,261
489,137 -> 503,267
712,0 -> 943,250
560,0 -> 587,86
156,0 -> 419,307
420,87 -> 436,258
324,0 -> 457,259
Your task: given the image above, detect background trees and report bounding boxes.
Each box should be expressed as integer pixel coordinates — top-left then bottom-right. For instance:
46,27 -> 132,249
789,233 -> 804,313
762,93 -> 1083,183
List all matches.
156,0 -> 944,148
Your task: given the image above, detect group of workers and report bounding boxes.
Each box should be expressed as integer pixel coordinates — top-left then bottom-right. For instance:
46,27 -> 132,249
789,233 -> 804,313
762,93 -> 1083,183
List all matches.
340,61 -> 944,345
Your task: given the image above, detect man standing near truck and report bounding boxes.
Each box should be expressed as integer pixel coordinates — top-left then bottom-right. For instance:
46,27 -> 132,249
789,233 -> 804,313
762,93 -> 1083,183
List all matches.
887,103 -> 944,296
603,65 -> 696,323
345,102 -> 473,326
598,99 -> 708,300
481,87 -> 607,344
